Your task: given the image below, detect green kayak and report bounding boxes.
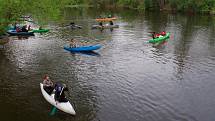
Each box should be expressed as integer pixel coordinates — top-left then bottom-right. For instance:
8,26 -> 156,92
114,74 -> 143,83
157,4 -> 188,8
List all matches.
32,29 -> 49,33
148,32 -> 170,44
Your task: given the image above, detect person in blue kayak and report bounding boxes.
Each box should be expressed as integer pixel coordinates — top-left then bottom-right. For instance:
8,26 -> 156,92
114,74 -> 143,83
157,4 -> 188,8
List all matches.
43,74 -> 54,95
54,82 -> 68,102
69,38 -> 77,47
39,26 -> 43,30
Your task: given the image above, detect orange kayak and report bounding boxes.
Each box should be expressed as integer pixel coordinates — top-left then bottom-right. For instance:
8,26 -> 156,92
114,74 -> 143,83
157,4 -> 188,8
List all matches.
95,17 -> 117,22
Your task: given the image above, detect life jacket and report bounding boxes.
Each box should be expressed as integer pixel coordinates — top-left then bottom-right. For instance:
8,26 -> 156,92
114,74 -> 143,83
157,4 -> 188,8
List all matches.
161,31 -> 166,36
16,28 -> 21,32
155,34 -> 160,38
55,82 -> 63,93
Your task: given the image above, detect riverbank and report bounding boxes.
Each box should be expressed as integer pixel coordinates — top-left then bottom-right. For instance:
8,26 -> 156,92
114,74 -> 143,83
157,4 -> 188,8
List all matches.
95,4 -> 215,16
0,34 -> 9,45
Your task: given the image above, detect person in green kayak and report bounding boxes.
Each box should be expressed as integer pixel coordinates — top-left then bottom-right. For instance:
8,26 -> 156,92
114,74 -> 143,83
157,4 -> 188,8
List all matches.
160,31 -> 166,36
39,26 -> 43,30
151,32 -> 163,39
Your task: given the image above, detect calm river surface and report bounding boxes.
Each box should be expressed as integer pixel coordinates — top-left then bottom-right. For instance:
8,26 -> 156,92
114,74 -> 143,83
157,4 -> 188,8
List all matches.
0,9 -> 215,121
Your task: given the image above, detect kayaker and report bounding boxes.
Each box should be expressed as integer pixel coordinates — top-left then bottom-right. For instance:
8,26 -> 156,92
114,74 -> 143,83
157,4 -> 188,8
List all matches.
14,23 -> 21,32
109,21 -> 114,25
108,14 -> 112,18
152,32 -> 161,39
21,25 -> 28,32
39,26 -> 42,30
151,32 -> 156,39
54,82 -> 68,103
13,22 -> 17,30
69,38 -> 77,48
16,27 -> 21,32
160,31 -> 166,36
99,22 -> 103,27
28,25 -> 31,31
155,33 -> 161,38
43,74 -> 54,95
70,22 -> 75,26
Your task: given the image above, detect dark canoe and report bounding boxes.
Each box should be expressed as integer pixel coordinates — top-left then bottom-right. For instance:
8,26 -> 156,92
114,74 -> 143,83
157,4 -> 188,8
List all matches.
7,30 -> 34,36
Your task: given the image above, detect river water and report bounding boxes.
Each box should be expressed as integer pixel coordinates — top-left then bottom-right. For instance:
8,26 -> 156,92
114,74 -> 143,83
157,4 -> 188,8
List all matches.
0,9 -> 215,121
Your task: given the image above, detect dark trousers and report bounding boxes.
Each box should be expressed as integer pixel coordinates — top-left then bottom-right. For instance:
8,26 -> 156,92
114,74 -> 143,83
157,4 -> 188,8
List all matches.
44,86 -> 54,95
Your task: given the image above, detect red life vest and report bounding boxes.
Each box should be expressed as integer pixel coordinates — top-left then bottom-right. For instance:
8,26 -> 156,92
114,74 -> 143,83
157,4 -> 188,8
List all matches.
155,34 -> 160,37
161,31 -> 166,36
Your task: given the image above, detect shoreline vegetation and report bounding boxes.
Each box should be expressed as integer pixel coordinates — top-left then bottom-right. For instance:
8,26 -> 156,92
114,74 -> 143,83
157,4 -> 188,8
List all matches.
0,0 -> 215,35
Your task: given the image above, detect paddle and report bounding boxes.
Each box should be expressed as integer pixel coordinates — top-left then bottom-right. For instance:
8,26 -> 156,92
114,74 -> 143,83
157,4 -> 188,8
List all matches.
49,106 -> 57,116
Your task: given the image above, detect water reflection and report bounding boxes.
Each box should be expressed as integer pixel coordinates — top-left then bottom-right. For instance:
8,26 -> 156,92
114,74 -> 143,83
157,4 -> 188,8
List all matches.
69,51 -> 101,57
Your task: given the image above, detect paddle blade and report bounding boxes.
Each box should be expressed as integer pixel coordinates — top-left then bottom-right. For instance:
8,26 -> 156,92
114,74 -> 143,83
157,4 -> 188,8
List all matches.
49,106 -> 57,116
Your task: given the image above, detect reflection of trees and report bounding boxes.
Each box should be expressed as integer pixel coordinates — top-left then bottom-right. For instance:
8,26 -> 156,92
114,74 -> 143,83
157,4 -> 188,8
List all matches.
173,15 -> 197,80
0,35 -> 9,45
144,11 -> 168,32
173,15 -> 213,79
209,17 -> 215,47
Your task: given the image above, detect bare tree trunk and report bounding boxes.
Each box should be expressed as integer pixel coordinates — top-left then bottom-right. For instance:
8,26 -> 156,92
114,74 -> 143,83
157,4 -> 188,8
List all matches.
158,0 -> 165,10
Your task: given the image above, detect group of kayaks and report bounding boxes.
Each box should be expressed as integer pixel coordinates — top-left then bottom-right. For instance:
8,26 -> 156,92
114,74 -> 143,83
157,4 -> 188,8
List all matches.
5,17 -> 170,115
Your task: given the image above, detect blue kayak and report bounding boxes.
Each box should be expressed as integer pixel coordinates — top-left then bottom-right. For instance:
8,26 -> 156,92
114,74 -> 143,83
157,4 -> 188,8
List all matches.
64,44 -> 102,52
7,30 -> 34,36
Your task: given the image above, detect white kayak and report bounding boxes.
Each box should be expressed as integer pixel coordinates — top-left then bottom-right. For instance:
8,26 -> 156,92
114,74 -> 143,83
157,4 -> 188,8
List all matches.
40,83 -> 76,115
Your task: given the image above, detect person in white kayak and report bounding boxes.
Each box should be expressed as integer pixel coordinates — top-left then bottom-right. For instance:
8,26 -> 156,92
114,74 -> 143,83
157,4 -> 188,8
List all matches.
43,74 -> 54,95
54,82 -> 68,103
